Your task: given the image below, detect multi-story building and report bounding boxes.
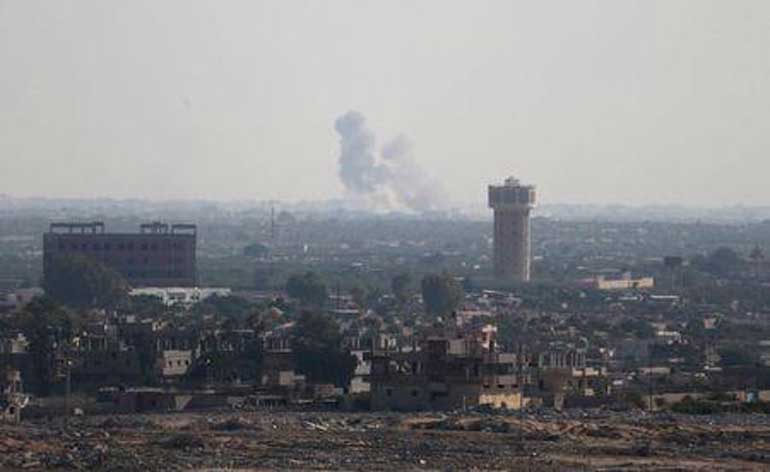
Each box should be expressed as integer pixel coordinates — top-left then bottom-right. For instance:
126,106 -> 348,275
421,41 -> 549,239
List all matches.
488,177 -> 536,281
368,327 -> 531,411
43,221 -> 197,287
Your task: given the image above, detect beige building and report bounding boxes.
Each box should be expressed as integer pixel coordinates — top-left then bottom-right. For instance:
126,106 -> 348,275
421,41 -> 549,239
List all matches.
488,177 -> 536,282
579,273 -> 654,291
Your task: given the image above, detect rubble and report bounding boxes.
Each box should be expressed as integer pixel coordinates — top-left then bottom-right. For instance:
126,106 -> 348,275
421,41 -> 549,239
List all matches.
1,410 -> 770,470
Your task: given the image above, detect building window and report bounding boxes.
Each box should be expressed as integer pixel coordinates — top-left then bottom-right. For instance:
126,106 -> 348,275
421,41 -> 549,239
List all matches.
411,389 -> 419,397
385,388 -> 393,397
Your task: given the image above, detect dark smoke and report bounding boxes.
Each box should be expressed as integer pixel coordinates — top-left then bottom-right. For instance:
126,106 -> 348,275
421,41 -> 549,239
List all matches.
334,111 -> 446,212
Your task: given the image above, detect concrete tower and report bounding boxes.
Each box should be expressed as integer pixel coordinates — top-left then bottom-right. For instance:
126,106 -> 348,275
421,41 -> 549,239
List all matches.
488,177 -> 536,281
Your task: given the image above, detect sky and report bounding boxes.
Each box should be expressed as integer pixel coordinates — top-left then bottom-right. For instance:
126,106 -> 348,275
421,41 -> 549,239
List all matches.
1,1 -> 768,207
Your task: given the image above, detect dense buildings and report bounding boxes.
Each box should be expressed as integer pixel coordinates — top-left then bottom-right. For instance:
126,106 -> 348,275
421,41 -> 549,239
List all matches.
43,222 -> 197,287
488,177 -> 536,281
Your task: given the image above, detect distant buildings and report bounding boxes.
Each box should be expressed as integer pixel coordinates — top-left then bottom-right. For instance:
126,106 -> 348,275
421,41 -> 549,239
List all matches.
578,272 -> 655,291
129,287 -> 231,306
43,221 -> 197,287
488,177 -> 536,281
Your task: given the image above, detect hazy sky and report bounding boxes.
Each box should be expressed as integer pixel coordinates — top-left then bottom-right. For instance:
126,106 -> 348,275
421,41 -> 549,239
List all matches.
1,1 -> 768,206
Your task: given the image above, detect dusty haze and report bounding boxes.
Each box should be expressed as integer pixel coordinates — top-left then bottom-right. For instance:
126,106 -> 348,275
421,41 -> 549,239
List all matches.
1,1 -> 768,207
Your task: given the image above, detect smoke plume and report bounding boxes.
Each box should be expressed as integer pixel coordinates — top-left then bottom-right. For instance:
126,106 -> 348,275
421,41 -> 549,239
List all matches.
334,111 -> 446,212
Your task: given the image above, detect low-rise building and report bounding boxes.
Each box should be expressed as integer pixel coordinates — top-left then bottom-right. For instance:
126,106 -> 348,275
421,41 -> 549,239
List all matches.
578,272 -> 654,291
368,328 -> 528,411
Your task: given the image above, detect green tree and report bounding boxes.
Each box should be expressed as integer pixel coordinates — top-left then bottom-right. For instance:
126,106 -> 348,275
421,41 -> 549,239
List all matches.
719,345 -> 755,367
43,254 -> 129,308
17,297 -> 79,396
196,294 -> 253,321
619,318 -> 655,339
421,272 -> 463,316
290,311 -> 357,388
286,272 -> 328,308
695,247 -> 744,277
391,273 -> 413,305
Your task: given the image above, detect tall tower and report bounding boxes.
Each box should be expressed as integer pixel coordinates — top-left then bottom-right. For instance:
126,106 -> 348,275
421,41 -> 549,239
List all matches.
488,177 -> 536,281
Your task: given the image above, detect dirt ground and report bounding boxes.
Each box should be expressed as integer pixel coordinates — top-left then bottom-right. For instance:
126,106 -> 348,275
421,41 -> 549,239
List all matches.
2,410 -> 770,470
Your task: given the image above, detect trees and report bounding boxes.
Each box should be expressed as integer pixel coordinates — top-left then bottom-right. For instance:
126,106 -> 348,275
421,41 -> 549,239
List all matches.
16,297 -> 79,396
718,345 -> 755,367
391,273 -> 413,305
125,294 -> 168,317
290,311 -> 357,388
619,318 -> 655,339
421,272 -> 463,316
43,254 -> 129,308
286,272 -> 328,308
693,247 -> 744,277
196,294 -> 253,320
